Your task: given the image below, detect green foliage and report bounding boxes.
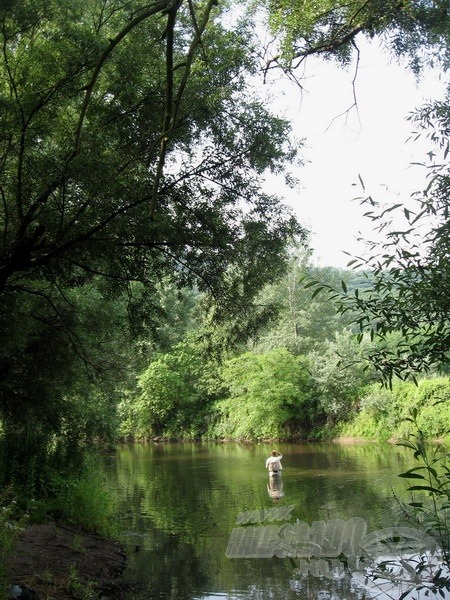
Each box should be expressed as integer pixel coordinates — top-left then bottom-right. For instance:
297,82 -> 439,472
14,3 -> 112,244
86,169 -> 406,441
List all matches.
125,251 -> 450,442
149,281 -> 201,353
338,382 -> 399,440
127,338 -> 220,439
0,270 -> 141,494
264,0 -> 374,65
211,348 -> 312,440
0,0 -> 303,300
0,0 -> 305,488
364,431 -> 450,596
34,457 -> 118,537
2,0 -> 450,490
258,0 -> 450,388
261,0 -> 450,74
307,330 -> 376,424
0,352 -> 124,502
340,377 -> 450,440
313,96 -> 450,384
251,253 -> 353,356
0,453 -> 118,541
369,424 -> 450,595
417,403 -> 450,440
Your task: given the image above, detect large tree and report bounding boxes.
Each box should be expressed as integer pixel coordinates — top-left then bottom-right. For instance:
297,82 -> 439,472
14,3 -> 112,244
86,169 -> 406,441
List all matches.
0,0 -> 305,481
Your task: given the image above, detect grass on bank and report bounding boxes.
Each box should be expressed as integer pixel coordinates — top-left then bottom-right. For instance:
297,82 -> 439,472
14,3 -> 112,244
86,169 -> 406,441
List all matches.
30,458 -> 118,537
0,454 -> 118,598
337,377 -> 450,443
0,488 -> 26,599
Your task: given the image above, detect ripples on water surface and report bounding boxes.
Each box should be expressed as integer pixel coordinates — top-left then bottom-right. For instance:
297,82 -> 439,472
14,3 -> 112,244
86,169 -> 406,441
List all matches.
104,442 -> 447,600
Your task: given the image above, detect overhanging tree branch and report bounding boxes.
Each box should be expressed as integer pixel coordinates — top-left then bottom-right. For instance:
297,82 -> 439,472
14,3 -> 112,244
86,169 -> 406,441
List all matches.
150,0 -> 218,219
71,0 -> 170,160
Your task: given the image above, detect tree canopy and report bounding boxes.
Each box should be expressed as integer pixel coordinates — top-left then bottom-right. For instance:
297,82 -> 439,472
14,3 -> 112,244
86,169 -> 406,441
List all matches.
0,0 -> 305,446
261,0 -> 450,76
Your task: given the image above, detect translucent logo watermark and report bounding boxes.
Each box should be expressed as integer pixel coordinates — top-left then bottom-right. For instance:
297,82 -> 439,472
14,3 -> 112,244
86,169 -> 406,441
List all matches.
235,505 -> 295,525
226,512 -> 439,580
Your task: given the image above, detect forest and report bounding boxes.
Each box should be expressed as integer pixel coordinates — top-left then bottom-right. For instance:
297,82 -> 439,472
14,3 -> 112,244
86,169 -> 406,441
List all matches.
1,0 -> 450,590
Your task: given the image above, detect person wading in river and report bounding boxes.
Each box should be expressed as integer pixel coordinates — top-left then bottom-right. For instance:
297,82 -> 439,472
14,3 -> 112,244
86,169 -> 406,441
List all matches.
265,450 -> 283,476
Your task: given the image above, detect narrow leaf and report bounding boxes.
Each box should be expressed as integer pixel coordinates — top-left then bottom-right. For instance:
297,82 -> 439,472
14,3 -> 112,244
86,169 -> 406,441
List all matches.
407,485 -> 442,494
311,286 -> 325,299
397,440 -> 417,450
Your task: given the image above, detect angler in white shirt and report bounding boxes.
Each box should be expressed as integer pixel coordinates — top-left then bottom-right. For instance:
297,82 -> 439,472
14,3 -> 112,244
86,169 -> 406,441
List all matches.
265,450 -> 283,476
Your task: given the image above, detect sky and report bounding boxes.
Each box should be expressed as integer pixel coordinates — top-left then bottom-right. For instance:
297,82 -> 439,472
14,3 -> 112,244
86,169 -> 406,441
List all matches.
263,39 -> 449,269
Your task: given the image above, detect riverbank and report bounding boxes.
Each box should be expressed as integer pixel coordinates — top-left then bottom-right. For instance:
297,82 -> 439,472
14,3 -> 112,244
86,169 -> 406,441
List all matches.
6,522 -> 127,599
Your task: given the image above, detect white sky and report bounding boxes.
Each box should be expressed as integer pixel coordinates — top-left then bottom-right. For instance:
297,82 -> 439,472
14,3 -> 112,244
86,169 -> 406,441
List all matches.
263,39 -> 449,268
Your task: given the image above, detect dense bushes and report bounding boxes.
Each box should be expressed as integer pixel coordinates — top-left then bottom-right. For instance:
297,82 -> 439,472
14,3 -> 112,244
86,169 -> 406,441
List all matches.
120,339 -> 221,440
124,341 -> 450,442
113,262 -> 450,443
339,378 -> 450,441
122,346 -> 318,441
122,341 -> 367,441
210,349 -> 312,440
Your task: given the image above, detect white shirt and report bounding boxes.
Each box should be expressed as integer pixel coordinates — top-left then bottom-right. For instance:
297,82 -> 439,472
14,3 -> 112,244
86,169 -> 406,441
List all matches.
266,455 -> 283,471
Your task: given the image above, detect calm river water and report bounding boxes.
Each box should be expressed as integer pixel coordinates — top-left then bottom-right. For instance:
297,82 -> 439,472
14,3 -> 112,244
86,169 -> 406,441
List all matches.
105,442 -> 440,600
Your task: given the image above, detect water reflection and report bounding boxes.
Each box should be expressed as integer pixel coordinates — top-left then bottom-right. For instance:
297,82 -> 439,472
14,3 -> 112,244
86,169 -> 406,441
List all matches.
107,442 -> 424,600
267,475 -> 284,501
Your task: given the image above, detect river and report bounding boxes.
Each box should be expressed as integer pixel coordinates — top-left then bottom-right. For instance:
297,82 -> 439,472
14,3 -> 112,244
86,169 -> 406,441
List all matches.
105,441 -> 444,600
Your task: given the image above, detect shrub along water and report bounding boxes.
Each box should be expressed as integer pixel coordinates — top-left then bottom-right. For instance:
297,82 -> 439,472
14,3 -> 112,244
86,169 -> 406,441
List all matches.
337,377 -> 450,442
122,342 -> 450,442
27,455 -> 118,537
0,445 -> 118,541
